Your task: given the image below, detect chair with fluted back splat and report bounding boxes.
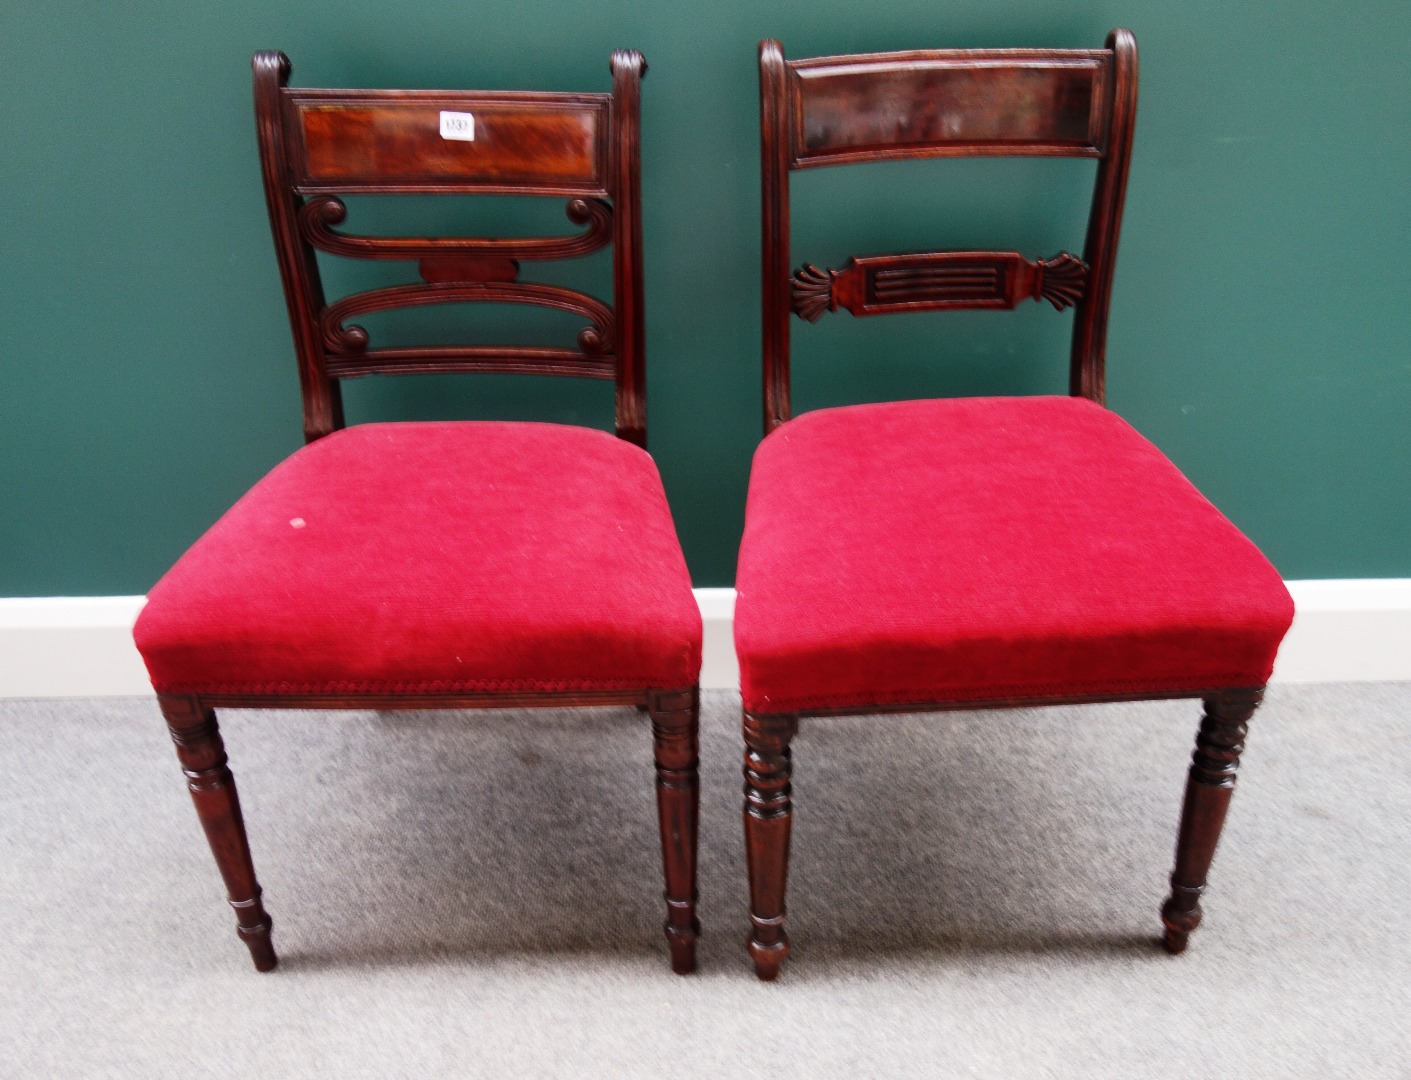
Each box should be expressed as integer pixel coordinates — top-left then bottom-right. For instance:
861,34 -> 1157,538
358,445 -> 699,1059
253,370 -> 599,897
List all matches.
735,30 -> 1294,979
134,50 -> 703,974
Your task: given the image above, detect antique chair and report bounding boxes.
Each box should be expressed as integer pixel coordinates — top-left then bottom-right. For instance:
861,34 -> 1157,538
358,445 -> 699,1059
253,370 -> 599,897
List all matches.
735,31 -> 1294,979
134,50 -> 703,974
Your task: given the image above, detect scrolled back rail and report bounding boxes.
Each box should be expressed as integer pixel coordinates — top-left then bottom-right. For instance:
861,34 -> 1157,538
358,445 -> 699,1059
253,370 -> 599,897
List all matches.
320,280 -> 615,358
298,196 -> 614,262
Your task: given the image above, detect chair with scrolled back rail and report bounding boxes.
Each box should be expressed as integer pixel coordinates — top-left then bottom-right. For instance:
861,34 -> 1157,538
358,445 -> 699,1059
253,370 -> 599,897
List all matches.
736,30 -> 1294,979
134,50 -> 704,974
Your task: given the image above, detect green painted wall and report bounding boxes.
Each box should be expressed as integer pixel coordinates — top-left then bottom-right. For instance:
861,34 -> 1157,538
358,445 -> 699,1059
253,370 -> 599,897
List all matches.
4,0 -> 1408,594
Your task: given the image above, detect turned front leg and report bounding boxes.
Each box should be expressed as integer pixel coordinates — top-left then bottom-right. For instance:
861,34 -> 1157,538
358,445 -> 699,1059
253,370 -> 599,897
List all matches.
649,687 -> 700,974
1162,688 -> 1262,954
160,695 -> 276,971
743,710 -> 798,980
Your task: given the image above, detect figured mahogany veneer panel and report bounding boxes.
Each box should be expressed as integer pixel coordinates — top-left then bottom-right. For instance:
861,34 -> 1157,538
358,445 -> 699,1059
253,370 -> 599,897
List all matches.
791,52 -> 1110,164
289,92 -> 610,194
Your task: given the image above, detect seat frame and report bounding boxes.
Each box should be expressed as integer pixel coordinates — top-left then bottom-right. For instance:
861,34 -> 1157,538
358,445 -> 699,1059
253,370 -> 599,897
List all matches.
744,31 -> 1267,979
155,50 -> 700,975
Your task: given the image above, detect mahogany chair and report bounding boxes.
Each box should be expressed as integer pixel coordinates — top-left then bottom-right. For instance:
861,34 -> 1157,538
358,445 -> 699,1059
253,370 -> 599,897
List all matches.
736,31 -> 1294,979
134,50 -> 703,974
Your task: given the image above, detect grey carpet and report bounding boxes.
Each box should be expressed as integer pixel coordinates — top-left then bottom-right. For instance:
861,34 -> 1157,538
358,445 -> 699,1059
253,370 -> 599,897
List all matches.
2,685 -> 1408,1078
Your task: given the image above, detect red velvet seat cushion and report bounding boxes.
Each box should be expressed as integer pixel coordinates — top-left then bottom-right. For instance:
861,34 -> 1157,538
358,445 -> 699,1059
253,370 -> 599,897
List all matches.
734,396 -> 1294,714
135,422 -> 701,695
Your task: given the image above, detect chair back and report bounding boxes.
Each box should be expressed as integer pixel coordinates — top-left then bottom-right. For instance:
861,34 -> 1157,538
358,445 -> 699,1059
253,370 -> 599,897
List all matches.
759,31 -> 1137,432
253,51 -> 648,445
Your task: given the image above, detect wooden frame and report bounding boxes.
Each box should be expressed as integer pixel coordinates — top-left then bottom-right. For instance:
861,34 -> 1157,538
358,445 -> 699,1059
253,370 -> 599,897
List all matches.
157,51 -> 700,976
253,50 -> 649,447
746,31 -> 1267,980
759,33 -> 1137,433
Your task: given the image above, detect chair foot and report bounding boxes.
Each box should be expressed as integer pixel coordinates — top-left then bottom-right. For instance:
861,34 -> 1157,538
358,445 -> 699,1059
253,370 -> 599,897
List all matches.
238,913 -> 279,971
1160,688 -> 1262,955
1160,883 -> 1202,955
748,927 -> 789,980
665,914 -> 700,975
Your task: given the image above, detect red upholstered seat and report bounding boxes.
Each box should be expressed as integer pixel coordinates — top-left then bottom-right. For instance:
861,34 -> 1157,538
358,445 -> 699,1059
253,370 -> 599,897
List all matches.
734,396 -> 1294,713
135,421 -> 702,696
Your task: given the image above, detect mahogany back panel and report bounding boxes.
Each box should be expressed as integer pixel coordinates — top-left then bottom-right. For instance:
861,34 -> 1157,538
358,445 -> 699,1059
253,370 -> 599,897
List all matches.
791,51 -> 1111,164
291,95 -> 610,194
253,51 -> 648,446
760,31 -> 1138,432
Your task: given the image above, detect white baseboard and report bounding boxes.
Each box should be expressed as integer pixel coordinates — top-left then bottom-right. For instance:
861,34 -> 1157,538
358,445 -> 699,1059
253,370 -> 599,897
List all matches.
0,597 -> 155,698
695,587 -> 739,692
0,581 -> 1406,699
1268,580 -> 1411,683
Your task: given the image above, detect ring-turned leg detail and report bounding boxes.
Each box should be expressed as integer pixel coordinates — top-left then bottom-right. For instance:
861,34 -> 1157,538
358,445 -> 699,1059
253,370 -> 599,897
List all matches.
650,687 -> 700,974
160,694 -> 277,972
743,710 -> 798,980
1161,687 -> 1262,955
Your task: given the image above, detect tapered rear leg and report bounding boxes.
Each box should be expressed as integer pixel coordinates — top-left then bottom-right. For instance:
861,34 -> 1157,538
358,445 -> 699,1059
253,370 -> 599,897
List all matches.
743,710 -> 798,980
1161,687 -> 1262,954
159,694 -> 277,971
649,687 -> 700,974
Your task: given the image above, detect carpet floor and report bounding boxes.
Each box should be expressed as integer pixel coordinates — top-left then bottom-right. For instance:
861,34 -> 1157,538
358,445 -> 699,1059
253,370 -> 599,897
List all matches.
2,685 -> 1408,1078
